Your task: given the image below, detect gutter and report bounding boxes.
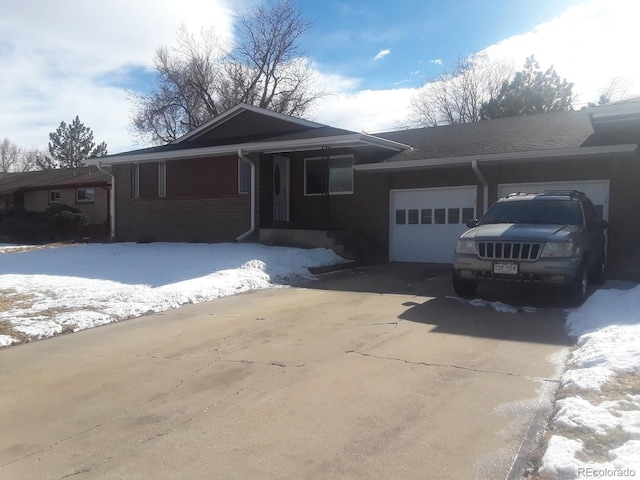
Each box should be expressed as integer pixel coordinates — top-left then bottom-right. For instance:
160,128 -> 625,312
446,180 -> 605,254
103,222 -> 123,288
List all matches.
235,150 -> 256,242
471,159 -> 489,216
96,161 -> 116,240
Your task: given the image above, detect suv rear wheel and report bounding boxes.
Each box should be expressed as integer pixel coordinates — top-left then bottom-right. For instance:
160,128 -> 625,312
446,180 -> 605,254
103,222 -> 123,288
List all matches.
453,273 -> 477,298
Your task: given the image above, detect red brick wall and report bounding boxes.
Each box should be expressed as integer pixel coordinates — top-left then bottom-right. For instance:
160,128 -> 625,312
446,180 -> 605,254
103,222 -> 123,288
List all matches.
113,155 -> 258,243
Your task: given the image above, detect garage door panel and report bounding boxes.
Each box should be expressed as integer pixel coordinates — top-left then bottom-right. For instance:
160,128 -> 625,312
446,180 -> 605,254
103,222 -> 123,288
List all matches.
390,186 -> 477,263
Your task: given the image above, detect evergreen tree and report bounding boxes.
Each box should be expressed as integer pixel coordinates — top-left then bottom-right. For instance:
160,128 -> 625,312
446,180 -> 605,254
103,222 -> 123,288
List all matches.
481,56 -> 573,119
48,116 -> 108,168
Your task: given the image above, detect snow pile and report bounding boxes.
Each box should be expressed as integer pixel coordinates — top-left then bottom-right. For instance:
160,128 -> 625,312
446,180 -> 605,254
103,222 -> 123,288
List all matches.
0,242 -> 346,343
538,283 -> 640,478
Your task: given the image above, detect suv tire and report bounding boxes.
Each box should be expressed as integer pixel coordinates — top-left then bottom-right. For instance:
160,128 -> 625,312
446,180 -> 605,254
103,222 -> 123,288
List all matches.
453,273 -> 477,298
566,261 -> 588,306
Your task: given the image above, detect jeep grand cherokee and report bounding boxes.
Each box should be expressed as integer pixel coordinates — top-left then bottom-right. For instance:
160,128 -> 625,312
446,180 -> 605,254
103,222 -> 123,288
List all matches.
452,191 -> 608,305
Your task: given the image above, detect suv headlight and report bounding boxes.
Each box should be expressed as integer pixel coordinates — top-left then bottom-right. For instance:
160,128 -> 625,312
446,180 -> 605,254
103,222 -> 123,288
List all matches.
455,239 -> 477,255
541,242 -> 575,258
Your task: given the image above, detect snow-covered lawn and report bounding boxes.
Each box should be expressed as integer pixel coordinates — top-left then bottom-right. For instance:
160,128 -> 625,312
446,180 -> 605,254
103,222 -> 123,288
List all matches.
0,242 -> 345,344
537,284 -> 640,478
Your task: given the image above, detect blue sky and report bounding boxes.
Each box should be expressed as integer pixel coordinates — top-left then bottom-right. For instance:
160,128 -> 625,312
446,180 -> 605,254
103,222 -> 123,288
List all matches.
0,0 -> 637,154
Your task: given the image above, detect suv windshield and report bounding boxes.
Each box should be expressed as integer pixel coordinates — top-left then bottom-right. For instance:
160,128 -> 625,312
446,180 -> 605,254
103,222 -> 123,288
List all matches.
480,199 -> 584,225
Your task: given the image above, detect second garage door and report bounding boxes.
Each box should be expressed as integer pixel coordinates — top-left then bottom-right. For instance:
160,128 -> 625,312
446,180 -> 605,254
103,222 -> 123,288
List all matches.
390,186 -> 477,263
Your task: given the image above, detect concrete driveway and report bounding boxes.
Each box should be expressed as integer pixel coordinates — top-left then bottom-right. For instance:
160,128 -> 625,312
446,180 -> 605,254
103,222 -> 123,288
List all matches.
0,264 -> 571,480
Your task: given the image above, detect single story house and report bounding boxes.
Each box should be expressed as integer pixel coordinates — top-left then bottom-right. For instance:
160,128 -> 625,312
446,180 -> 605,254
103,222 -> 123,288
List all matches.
0,166 -> 112,236
87,101 -> 640,264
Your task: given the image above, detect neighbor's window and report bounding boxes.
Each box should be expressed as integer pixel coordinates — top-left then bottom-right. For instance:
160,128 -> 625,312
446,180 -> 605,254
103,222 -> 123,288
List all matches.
49,190 -> 61,203
304,155 -> 354,195
76,188 -> 95,203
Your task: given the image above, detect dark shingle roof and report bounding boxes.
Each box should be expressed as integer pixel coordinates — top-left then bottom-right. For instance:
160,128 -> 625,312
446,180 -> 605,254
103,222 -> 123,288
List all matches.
0,167 -> 111,194
376,110 -> 598,162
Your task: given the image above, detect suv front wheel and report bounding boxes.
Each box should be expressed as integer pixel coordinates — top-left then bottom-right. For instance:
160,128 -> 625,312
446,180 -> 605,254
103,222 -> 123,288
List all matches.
566,261 -> 588,306
453,273 -> 477,298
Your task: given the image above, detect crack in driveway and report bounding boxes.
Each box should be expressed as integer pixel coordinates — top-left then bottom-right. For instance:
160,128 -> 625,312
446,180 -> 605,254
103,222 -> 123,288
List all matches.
346,350 -> 560,383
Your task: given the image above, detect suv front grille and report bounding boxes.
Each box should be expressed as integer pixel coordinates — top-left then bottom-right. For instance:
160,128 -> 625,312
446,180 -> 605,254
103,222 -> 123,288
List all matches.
477,241 -> 542,260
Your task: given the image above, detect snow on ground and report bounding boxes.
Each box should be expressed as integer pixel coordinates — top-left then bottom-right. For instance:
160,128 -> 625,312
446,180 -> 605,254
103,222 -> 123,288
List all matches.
0,242 -> 346,344
446,295 -> 537,313
538,283 -> 640,479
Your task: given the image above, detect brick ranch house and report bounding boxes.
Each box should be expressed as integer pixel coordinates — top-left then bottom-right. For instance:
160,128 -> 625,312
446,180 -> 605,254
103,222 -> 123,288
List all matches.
87,101 -> 640,265
0,166 -> 111,236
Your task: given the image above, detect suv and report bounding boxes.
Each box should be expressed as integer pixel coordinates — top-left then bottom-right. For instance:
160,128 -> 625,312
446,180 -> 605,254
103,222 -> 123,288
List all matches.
452,190 -> 608,305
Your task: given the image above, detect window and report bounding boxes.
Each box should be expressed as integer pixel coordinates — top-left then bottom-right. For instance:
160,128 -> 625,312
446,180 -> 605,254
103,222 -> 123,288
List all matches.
131,163 -> 139,198
395,209 -> 406,224
421,209 -> 432,224
76,188 -> 95,203
434,208 -> 446,224
447,208 -> 460,224
49,191 -> 61,204
408,209 -> 419,224
158,162 -> 166,198
462,207 -> 475,224
304,155 -> 354,195
238,158 -> 251,194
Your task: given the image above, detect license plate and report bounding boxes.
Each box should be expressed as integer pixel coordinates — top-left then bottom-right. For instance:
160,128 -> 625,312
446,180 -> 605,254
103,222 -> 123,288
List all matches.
493,262 -> 518,275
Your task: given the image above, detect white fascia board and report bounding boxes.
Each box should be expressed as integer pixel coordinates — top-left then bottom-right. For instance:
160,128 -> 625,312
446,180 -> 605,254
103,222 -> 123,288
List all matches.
87,134 -> 412,166
354,144 -> 638,172
172,103 -> 325,144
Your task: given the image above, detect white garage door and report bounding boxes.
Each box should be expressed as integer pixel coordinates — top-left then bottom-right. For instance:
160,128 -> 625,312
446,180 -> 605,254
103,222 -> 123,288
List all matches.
498,180 -> 609,220
390,186 -> 477,263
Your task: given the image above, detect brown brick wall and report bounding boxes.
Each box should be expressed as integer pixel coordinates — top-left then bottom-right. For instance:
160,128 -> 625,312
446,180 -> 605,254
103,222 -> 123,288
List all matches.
113,155 -> 259,243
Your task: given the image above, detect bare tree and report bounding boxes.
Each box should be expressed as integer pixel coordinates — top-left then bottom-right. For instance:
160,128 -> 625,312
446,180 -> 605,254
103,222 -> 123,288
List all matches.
0,139 -> 42,172
594,76 -> 633,106
131,0 -> 323,144
406,54 -> 513,127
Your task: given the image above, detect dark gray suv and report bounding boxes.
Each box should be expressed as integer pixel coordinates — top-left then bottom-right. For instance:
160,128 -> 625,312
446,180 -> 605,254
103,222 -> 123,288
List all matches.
452,191 -> 608,305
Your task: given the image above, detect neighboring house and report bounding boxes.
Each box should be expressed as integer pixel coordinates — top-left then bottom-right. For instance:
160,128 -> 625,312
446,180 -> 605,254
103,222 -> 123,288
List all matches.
87,101 -> 640,264
0,167 -> 112,236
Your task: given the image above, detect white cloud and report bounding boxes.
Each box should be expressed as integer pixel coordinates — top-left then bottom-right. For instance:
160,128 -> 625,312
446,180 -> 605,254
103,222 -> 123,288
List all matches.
430,59 -> 443,65
373,49 -> 391,61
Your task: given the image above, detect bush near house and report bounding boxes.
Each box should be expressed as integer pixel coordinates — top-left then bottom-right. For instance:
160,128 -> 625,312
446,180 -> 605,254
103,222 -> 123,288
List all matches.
0,205 -> 87,242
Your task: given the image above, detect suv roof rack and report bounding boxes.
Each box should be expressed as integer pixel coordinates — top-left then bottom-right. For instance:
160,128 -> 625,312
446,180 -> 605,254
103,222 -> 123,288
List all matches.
505,192 -> 538,198
542,190 -> 586,198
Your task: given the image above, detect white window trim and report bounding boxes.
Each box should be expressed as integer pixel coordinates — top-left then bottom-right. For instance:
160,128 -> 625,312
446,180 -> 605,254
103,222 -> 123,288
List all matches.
49,190 -> 61,204
304,154 -> 354,196
76,188 -> 95,203
158,161 -> 166,198
131,163 -> 139,198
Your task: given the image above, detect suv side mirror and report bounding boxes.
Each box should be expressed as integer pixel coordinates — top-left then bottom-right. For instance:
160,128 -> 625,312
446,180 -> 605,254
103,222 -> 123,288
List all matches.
466,219 -> 478,228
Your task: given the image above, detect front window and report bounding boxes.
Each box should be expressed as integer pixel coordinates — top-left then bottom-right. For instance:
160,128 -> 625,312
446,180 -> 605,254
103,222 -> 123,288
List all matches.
481,200 -> 584,225
76,188 -> 95,203
49,191 -> 61,203
304,155 -> 354,195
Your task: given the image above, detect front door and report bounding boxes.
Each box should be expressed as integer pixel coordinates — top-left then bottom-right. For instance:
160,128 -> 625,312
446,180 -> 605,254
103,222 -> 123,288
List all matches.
273,155 -> 290,222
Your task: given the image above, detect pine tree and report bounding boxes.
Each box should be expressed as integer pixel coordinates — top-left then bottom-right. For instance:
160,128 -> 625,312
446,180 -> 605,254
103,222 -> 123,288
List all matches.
481,56 -> 573,119
48,116 -> 108,168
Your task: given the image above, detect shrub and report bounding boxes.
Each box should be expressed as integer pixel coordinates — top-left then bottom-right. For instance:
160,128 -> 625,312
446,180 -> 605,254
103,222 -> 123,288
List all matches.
0,205 -> 87,242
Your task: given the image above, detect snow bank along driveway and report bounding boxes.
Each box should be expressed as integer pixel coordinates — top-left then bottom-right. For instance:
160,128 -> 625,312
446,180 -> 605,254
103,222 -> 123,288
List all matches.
0,242 -> 344,346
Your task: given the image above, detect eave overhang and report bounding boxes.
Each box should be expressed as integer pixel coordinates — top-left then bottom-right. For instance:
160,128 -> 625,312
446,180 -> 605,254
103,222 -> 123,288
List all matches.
353,144 -> 638,173
87,134 -> 413,166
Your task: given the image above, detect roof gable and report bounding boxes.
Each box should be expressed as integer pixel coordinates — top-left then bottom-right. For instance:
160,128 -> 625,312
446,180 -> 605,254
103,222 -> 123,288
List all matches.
173,103 -> 324,145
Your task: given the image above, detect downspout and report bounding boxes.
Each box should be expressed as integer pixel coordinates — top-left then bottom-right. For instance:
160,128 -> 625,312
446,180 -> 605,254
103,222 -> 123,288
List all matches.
236,150 -> 256,242
471,159 -> 489,217
96,161 -> 116,240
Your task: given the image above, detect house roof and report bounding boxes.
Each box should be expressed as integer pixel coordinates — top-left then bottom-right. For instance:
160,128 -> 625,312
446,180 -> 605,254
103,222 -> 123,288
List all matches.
90,105 -> 412,166
0,167 -> 111,195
